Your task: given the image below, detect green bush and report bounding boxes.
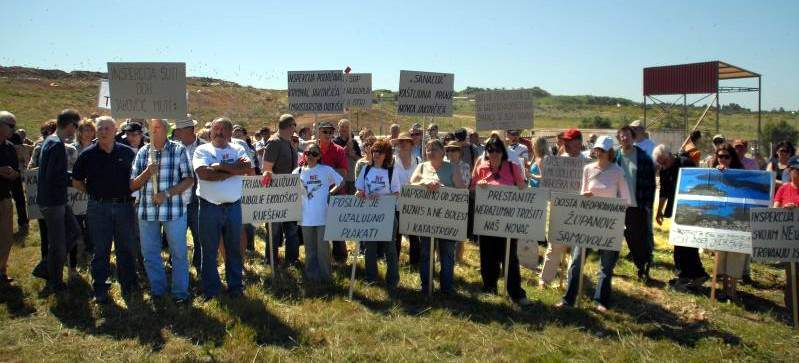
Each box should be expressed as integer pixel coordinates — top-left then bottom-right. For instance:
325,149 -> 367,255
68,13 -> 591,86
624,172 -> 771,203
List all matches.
763,120 -> 799,146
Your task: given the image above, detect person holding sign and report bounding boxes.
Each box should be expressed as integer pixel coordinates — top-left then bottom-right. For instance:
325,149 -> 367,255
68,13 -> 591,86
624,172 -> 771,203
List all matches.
471,135 -> 531,305
393,132 -> 422,264
130,119 -> 194,303
772,157 -> 799,310
262,114 -> 300,267
0,111 -> 20,284
293,142 -> 343,283
556,136 -> 631,312
410,139 -> 466,294
355,139 -> 401,289
710,143 -> 747,300
194,117 -> 253,300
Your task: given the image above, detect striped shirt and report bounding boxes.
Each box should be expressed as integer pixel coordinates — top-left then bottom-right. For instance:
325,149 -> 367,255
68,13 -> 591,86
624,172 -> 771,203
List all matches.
131,140 -> 191,221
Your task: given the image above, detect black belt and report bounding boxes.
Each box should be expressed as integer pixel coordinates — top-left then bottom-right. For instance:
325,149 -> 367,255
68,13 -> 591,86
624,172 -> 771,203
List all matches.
91,196 -> 135,203
199,197 -> 239,207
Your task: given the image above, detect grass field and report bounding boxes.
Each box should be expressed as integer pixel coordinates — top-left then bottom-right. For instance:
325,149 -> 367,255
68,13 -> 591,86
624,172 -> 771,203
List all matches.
1,219 -> 798,362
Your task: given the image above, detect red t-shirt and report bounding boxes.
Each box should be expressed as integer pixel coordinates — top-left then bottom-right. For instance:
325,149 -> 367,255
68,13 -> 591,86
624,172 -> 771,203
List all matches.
774,182 -> 799,206
470,159 -> 525,190
300,142 -> 348,173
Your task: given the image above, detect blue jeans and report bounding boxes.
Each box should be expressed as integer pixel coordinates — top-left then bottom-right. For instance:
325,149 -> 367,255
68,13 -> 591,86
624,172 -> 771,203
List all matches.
269,221 -> 299,265
87,200 -> 139,297
562,247 -> 619,306
139,216 -> 189,299
419,237 -> 456,293
199,198 -> 243,297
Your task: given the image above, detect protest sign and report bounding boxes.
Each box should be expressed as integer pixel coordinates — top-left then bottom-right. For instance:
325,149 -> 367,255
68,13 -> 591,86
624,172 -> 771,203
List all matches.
97,79 -> 111,109
287,70 -> 344,113
344,73 -> 372,109
539,156 -> 588,193
107,62 -> 187,119
398,185 -> 469,241
474,90 -> 535,131
548,192 -> 627,251
669,168 -> 774,254
23,169 -> 87,219
324,195 -> 396,242
240,175 -> 302,224
473,186 -> 548,241
750,208 -> 799,262
397,70 -> 454,117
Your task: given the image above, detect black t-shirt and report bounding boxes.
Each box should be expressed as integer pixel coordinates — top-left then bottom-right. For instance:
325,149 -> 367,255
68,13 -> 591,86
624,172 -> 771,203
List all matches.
0,142 -> 19,200
659,154 -> 695,217
71,142 -> 136,199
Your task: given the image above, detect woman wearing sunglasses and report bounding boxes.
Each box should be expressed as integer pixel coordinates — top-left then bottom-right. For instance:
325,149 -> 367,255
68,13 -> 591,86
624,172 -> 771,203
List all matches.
409,140 -> 466,295
712,143 -> 747,301
471,135 -> 531,306
293,142 -> 343,284
355,139 -> 402,290
767,141 -> 796,190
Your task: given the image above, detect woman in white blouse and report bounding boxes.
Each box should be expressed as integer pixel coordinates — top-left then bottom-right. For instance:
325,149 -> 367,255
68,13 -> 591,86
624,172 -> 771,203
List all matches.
556,135 -> 631,313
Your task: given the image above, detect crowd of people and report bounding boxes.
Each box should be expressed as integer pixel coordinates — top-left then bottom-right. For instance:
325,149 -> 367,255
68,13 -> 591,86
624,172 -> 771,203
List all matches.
0,109 -> 797,314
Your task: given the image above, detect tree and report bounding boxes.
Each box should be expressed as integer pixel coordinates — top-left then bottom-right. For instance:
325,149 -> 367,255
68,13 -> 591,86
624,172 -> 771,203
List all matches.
580,116 -> 613,129
763,120 -> 799,146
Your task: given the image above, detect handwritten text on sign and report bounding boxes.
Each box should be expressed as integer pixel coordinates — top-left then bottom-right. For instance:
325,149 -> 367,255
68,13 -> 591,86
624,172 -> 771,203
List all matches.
398,185 -> 468,241
397,70 -> 454,117
287,70 -> 344,113
540,156 -> 587,193
324,195 -> 396,242
750,208 -> 799,262
475,90 -> 535,131
240,175 -> 302,224
669,225 -> 751,254
344,73 -> 372,109
107,62 -> 187,119
23,169 -> 87,218
548,192 -> 627,251
473,186 -> 548,241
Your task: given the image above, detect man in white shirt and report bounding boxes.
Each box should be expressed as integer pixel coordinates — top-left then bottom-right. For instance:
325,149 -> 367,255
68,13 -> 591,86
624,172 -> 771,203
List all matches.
629,120 -> 655,159
193,117 -> 253,300
506,129 -> 530,168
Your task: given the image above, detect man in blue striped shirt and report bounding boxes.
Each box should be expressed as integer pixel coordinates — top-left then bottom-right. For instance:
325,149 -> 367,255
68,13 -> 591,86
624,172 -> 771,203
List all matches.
130,118 -> 194,303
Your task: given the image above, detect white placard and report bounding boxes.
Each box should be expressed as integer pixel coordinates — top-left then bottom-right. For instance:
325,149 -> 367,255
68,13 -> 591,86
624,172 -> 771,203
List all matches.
472,186 -> 548,241
107,62 -> 187,119
97,79 -> 111,109
475,90 -> 535,131
750,208 -> 799,262
240,175 -> 303,224
548,192 -> 627,251
398,185 -> 469,241
344,73 -> 372,109
397,70 -> 454,117
287,70 -> 344,113
23,169 -> 88,218
539,156 -> 588,193
323,195 -> 396,242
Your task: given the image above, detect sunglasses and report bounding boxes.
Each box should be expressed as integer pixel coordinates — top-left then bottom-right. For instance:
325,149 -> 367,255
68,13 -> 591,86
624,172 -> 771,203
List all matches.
305,150 -> 320,157
716,153 -> 731,159
320,129 -> 334,134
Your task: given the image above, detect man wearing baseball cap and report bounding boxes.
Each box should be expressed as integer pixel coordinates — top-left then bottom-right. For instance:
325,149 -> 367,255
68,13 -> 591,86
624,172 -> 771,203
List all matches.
629,120 -> 655,159
732,139 -> 759,170
703,134 -> 726,167
505,129 -> 530,168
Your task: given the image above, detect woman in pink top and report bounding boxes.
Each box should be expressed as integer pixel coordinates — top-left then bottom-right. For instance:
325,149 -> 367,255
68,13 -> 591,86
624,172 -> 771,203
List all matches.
556,135 -> 631,313
471,135 -> 531,306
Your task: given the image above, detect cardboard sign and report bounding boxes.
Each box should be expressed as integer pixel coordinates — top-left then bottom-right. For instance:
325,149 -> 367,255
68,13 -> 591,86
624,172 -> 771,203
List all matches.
240,174 -> 303,224
107,62 -> 187,119
396,70 -> 454,117
548,192 -> 627,251
669,168 -> 774,254
324,195 -> 396,241
287,70 -> 344,113
23,169 -> 88,218
474,90 -> 535,131
472,186 -> 548,241
97,79 -> 111,109
398,185 -> 469,241
750,208 -> 799,262
344,73 -> 372,109
539,156 -> 588,193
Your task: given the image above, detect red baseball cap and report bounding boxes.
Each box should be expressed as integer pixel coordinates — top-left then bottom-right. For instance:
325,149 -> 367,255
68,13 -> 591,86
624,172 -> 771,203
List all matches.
562,128 -> 582,141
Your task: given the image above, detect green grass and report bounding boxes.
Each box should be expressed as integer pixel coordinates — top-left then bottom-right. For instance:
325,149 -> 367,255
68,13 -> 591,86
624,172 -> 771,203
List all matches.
1,220 -> 798,362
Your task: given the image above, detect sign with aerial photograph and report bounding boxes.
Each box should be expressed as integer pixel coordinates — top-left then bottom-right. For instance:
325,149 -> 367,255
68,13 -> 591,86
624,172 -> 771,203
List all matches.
668,168 -> 774,254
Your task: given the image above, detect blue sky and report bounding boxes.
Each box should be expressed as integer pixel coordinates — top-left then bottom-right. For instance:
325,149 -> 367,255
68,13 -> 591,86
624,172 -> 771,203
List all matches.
2,0 -> 797,109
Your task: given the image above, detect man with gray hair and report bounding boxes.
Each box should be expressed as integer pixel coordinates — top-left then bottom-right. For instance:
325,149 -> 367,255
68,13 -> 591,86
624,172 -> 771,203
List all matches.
72,116 -> 140,303
194,117 -> 253,299
130,118 -> 195,303
0,111 -> 20,284
629,120 -> 656,159
333,118 -> 361,195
